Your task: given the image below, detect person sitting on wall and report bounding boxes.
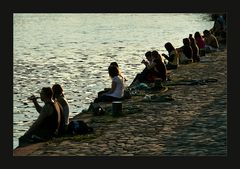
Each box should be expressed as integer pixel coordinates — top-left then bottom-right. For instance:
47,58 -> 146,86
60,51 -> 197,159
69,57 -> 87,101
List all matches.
162,42 -> 180,70
203,29 -> 219,53
189,34 -> 200,62
94,65 -> 125,103
194,31 -> 206,56
52,84 -> 70,133
129,51 -> 154,87
176,38 -> 193,64
19,87 -> 65,147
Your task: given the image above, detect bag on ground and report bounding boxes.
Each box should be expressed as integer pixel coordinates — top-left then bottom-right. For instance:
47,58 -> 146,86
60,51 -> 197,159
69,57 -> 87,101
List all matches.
67,120 -> 93,135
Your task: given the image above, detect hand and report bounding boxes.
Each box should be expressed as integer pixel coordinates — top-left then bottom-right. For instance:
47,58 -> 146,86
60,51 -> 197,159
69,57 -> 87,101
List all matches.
28,95 -> 37,101
162,54 -> 169,59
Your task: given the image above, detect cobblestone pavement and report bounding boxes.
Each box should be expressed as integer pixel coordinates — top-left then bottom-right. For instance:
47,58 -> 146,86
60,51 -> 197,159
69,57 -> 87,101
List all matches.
13,49 -> 227,156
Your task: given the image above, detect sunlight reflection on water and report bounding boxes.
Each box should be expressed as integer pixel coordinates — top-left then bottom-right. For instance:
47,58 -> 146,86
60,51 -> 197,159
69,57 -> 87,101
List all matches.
13,13 -> 213,149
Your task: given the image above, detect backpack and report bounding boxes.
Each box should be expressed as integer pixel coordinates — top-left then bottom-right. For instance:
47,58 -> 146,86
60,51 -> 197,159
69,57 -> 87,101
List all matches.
88,102 -> 105,116
66,120 -> 93,135
123,89 -> 131,99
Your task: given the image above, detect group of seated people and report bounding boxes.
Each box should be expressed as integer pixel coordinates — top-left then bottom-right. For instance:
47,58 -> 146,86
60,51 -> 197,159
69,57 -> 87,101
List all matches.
19,26 -> 222,146
130,28 -> 220,84
92,24 -> 223,104
19,84 -> 70,146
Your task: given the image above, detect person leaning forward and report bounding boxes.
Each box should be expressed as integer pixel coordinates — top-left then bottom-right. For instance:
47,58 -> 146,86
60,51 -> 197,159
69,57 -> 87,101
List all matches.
19,87 -> 65,147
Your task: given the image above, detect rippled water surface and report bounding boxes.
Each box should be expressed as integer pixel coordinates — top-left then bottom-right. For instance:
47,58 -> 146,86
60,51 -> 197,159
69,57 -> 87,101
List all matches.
13,13 -> 214,149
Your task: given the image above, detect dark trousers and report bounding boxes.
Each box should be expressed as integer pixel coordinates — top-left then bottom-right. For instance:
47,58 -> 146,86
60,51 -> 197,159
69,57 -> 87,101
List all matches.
130,68 -> 151,86
94,95 -> 122,103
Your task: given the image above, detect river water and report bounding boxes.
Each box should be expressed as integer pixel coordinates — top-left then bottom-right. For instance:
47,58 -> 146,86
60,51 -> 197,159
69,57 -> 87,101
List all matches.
13,13 -> 214,149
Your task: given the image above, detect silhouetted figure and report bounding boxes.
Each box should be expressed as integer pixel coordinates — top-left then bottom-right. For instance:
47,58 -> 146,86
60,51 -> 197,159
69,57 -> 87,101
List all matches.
194,31 -> 206,56
52,84 -> 69,131
176,38 -> 193,64
149,50 -> 167,82
189,34 -> 200,62
203,29 -> 219,53
19,87 -> 65,147
210,14 -> 226,44
162,42 -> 179,70
129,51 -> 154,86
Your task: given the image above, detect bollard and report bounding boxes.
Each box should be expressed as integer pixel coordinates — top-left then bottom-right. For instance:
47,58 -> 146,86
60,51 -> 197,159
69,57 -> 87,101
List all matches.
112,101 -> 122,117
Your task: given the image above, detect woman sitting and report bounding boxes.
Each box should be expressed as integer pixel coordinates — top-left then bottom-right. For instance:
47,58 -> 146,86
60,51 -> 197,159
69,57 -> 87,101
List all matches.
145,50 -> 167,83
94,65 -> 125,103
129,51 -> 153,87
162,42 -> 180,70
194,31 -> 206,56
189,34 -> 200,62
130,50 -> 166,87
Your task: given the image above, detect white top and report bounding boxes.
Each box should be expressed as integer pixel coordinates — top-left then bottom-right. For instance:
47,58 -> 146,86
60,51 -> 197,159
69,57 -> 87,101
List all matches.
106,76 -> 124,98
179,52 -> 189,64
